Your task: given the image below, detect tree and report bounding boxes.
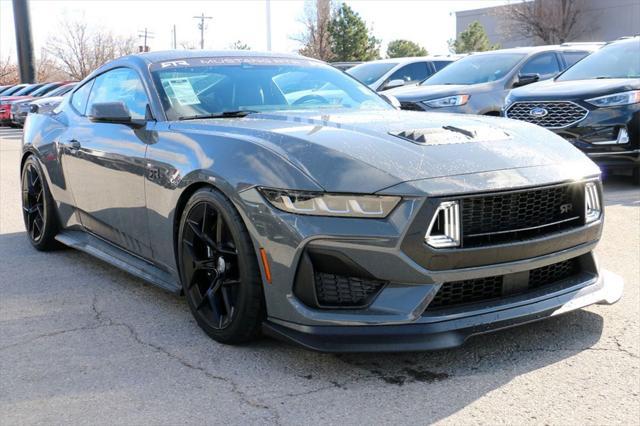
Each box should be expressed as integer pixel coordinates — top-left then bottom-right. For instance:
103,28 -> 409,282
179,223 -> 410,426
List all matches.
449,21 -> 500,54
293,0 -> 335,61
0,56 -> 19,85
329,3 -> 380,61
498,0 -> 590,45
45,19 -> 137,80
386,40 -> 428,58
229,40 -> 251,50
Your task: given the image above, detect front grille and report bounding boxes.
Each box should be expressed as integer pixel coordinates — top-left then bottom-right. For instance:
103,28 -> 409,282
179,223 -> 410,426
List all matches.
427,258 -> 580,311
314,272 -> 386,308
400,102 -> 424,111
461,184 -> 584,246
506,101 -> 588,128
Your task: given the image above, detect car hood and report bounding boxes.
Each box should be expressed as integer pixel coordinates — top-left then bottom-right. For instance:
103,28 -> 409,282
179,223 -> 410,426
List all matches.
388,83 -> 492,102
510,78 -> 640,100
169,109 -> 596,193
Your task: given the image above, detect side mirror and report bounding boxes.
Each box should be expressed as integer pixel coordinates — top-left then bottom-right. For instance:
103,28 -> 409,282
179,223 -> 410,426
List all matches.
89,102 -> 136,125
513,73 -> 540,88
380,93 -> 401,109
29,104 -> 39,113
382,79 -> 406,91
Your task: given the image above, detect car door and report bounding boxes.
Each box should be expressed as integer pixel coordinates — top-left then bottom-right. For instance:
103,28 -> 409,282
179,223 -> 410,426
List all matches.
61,67 -> 154,259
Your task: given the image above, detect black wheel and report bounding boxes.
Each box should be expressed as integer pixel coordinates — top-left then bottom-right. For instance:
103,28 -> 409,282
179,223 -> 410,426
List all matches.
178,188 -> 265,344
21,156 -> 60,251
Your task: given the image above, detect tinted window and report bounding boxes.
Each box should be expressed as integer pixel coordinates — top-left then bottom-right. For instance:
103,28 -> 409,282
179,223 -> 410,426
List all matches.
151,58 -> 391,120
14,84 -> 45,96
433,60 -> 453,71
423,53 -> 525,85
387,62 -> 430,83
347,62 -> 398,85
87,68 -> 149,120
562,51 -> 589,68
557,39 -> 640,81
0,85 -> 26,96
71,81 -> 94,115
29,83 -> 62,97
520,52 -> 561,78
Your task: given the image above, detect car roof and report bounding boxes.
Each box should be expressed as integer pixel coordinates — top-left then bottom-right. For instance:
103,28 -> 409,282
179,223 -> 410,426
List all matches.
469,45 -> 599,56
131,50 -> 311,64
359,56 -> 458,65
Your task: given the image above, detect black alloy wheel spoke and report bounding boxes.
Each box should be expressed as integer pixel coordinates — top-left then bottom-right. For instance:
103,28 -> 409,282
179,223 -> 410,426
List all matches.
22,164 -> 45,242
183,201 -> 241,330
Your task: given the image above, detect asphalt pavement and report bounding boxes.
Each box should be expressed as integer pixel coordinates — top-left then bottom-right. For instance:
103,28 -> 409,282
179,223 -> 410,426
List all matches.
1,126 -> 638,425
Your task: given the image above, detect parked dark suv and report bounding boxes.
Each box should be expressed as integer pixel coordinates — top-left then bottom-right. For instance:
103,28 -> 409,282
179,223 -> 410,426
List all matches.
390,44 -> 600,115
503,37 -> 640,184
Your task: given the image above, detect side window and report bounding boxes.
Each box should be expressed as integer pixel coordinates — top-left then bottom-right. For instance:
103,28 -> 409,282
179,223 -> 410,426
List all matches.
388,62 -> 430,83
433,61 -> 452,71
71,81 -> 94,115
87,68 -> 149,120
562,51 -> 589,68
520,53 -> 561,78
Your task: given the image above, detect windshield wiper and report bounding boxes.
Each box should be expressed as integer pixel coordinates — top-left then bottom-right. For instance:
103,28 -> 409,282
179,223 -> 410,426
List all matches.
179,110 -> 259,120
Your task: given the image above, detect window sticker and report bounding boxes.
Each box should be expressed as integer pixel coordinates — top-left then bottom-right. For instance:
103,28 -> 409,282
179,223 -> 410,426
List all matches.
166,78 -> 200,105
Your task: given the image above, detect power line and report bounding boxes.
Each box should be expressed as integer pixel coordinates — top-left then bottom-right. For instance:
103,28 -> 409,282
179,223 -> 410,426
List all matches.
192,13 -> 212,50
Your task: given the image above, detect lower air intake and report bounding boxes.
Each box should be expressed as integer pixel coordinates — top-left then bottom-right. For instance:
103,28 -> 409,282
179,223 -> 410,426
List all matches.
314,272 -> 386,308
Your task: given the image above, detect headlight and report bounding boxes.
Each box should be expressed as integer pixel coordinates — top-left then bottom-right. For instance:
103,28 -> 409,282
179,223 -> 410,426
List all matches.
586,90 -> 640,108
584,182 -> 601,223
259,188 -> 400,218
422,95 -> 470,108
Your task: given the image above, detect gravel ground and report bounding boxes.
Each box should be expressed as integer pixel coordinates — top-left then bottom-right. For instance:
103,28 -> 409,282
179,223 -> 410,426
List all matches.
1,127 -> 638,425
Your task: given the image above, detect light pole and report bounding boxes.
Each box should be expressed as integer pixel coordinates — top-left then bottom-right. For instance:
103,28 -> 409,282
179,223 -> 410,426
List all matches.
12,0 -> 35,83
266,0 -> 272,51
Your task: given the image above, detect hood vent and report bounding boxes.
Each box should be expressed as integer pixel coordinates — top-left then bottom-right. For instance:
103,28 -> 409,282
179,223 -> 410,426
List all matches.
391,126 -> 511,145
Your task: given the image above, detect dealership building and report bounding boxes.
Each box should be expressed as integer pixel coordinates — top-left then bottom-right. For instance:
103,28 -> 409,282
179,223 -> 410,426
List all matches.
456,0 -> 640,48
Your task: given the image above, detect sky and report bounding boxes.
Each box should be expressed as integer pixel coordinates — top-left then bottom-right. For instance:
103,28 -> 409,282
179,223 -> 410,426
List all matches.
0,0 -> 509,60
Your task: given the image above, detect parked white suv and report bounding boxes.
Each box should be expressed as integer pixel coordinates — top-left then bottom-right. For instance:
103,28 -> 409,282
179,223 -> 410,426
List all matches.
347,55 -> 462,92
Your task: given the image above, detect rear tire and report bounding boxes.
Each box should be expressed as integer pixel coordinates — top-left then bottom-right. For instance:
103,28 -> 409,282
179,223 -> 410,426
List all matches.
21,156 -> 61,251
178,187 -> 265,344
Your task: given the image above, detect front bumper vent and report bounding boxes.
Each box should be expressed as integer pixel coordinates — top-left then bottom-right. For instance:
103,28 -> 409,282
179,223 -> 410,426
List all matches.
314,272 -> 386,308
427,258 -> 581,311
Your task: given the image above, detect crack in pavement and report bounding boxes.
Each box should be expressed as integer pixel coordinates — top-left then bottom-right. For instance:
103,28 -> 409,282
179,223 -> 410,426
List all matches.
88,296 -> 283,425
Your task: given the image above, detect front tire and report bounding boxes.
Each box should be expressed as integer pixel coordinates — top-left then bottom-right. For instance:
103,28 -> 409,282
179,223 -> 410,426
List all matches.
178,187 -> 265,344
21,156 -> 60,251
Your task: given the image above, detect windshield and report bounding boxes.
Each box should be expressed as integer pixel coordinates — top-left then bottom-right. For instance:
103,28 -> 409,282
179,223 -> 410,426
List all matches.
557,39 -> 640,81
1,85 -> 26,96
347,62 -> 397,85
29,83 -> 60,97
151,57 -> 391,120
422,53 -> 525,85
14,84 -> 44,96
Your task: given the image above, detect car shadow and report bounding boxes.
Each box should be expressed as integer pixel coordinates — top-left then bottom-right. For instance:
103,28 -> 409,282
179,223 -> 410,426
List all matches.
0,229 -> 608,423
602,175 -> 639,207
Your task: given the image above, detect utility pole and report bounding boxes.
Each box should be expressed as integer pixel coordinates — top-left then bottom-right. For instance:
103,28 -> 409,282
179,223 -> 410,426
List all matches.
266,0 -> 272,51
138,28 -> 154,52
12,0 -> 35,83
192,13 -> 212,49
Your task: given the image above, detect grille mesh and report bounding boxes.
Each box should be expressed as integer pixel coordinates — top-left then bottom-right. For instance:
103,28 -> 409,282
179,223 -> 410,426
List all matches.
506,101 -> 588,128
461,184 -> 581,246
314,273 -> 386,307
427,258 -> 580,310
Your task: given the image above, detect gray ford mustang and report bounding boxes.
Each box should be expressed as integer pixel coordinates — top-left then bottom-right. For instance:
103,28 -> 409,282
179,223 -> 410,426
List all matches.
21,51 -> 623,352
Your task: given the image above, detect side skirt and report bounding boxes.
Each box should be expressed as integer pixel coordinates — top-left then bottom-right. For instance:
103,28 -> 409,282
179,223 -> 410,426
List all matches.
55,230 -> 181,294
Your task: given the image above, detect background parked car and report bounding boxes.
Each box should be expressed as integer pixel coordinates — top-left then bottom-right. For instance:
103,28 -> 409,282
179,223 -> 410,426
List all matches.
11,82 -> 77,126
0,84 -> 17,95
503,37 -> 640,184
346,55 -> 461,92
391,44 -> 602,115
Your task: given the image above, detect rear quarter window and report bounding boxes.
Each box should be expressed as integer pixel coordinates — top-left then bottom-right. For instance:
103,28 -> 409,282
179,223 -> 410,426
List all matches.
562,51 -> 590,68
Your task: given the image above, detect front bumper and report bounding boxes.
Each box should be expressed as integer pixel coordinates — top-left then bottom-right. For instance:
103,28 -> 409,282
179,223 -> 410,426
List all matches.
264,269 -> 623,352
